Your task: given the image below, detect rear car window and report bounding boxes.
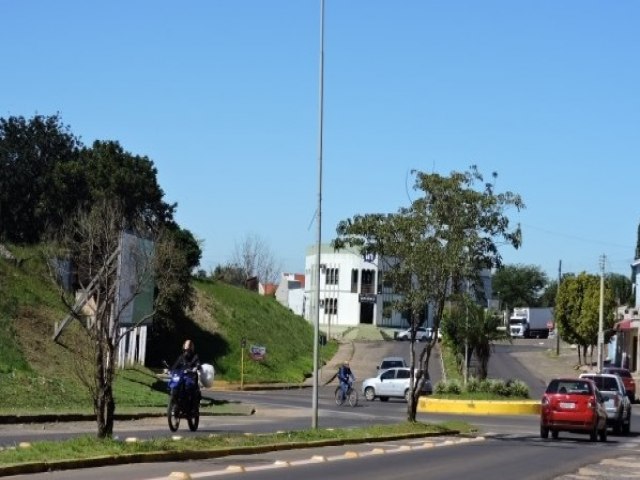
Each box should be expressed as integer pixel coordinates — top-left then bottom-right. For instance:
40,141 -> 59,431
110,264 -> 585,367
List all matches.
547,380 -> 592,395
381,360 -> 404,369
605,369 -> 631,378
584,376 -> 619,391
396,369 -> 410,379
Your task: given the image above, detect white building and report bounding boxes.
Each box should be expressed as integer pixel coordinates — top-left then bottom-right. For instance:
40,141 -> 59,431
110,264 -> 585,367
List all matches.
304,244 -> 493,335
275,272 -> 305,316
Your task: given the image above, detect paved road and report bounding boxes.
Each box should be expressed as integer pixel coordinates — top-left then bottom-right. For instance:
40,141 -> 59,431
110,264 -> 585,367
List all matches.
2,338 -> 639,479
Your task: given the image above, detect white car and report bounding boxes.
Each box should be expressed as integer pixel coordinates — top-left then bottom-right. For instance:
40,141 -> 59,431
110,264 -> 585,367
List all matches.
362,367 -> 432,402
395,327 -> 429,341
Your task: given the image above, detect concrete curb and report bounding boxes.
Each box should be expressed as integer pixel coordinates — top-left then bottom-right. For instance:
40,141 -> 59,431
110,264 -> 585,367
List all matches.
0,430 -> 461,477
418,398 -> 541,415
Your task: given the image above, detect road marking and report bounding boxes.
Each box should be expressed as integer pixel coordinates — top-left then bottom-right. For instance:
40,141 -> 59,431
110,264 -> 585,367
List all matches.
145,436 -> 486,479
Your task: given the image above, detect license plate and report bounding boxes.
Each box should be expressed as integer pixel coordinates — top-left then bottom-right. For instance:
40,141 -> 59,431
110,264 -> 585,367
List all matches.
560,402 -> 575,409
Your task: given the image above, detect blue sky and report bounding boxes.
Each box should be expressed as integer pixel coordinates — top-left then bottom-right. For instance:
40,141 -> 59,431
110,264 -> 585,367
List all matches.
2,1 -> 639,280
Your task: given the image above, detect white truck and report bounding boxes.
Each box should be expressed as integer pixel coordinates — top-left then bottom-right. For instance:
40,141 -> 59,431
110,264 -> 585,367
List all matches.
509,307 -> 553,339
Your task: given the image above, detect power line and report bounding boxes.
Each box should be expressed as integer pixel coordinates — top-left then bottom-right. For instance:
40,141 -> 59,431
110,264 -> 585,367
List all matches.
522,223 -> 634,250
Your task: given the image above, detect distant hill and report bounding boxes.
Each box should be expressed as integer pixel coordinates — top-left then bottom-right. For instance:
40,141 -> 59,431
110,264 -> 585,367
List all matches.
0,244 -> 333,411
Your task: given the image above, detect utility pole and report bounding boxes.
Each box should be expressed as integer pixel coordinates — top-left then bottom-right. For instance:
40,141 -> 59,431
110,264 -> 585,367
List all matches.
311,0 -> 325,430
597,254 -> 605,372
556,260 -> 561,356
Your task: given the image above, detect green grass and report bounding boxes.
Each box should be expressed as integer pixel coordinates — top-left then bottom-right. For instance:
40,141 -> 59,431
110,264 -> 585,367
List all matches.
440,342 -> 463,382
0,421 -> 475,467
0,245 -> 337,413
431,392 -> 530,400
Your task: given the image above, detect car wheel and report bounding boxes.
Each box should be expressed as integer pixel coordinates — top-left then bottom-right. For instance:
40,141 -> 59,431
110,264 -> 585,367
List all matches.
613,415 -> 623,435
623,413 -> 631,435
540,425 -> 549,439
599,425 -> 607,442
380,396 -> 389,402
590,424 -> 598,442
364,387 -> 376,402
551,430 -> 559,440
404,389 -> 411,403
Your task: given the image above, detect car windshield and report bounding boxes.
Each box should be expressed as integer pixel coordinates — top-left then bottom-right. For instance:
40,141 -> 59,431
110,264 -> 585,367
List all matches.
546,380 -> 592,395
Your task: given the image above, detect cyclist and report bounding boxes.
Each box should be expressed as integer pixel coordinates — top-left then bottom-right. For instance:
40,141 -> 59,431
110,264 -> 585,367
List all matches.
337,360 -> 355,401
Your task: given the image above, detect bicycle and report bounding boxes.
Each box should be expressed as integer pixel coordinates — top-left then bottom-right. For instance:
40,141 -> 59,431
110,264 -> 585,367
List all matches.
335,382 -> 358,407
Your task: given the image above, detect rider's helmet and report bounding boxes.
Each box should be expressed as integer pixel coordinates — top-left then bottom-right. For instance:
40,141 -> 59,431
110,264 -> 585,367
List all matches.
183,339 -> 195,353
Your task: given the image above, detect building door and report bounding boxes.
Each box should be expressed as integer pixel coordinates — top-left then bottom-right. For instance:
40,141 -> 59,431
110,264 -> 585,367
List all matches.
360,302 -> 374,324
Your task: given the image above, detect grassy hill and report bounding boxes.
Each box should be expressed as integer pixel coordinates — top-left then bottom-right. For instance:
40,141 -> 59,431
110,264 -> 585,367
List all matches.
0,245 -> 336,412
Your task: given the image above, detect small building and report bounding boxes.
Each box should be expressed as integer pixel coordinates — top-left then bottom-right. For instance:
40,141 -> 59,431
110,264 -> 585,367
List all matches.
613,258 -> 640,372
303,244 -> 491,335
275,273 -> 305,316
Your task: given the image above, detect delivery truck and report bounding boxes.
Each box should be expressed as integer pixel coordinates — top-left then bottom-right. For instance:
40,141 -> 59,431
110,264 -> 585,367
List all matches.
509,307 -> 553,338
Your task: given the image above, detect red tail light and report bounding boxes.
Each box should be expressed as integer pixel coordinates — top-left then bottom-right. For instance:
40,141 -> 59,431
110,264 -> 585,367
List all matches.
588,398 -> 596,410
541,396 -> 549,407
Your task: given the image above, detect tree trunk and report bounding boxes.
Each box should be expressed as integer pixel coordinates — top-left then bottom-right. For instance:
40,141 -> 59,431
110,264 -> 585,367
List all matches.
94,339 -> 117,438
578,347 -> 582,365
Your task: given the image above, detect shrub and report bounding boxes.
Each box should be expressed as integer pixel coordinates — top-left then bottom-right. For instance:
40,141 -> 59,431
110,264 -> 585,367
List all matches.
435,379 -> 462,395
506,379 -> 530,398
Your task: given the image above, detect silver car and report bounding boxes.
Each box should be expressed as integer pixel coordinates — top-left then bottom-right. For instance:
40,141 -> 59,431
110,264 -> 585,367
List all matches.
579,373 -> 631,435
362,367 -> 432,402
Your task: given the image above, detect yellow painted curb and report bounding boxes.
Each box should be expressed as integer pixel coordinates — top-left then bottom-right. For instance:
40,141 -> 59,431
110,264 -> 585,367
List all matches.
418,397 -> 540,415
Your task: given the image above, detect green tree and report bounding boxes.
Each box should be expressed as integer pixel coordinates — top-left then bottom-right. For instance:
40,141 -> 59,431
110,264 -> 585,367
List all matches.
555,272 -> 616,365
82,140 -> 176,227
606,273 -> 633,306
334,166 -> 523,421
492,264 -> 548,311
441,299 -> 509,379
0,114 -> 82,243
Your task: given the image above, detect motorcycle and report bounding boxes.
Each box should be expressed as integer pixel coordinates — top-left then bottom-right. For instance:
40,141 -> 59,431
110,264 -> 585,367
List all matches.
166,366 -> 200,432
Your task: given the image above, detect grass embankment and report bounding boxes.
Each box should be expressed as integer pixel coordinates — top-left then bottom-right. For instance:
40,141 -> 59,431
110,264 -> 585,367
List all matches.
0,245 -> 336,414
0,422 -> 475,467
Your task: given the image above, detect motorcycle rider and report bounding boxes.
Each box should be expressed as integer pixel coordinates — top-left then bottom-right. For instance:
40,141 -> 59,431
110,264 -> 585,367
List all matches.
171,339 -> 201,410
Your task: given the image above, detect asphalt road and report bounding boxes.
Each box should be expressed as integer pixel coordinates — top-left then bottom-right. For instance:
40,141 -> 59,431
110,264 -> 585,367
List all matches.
2,339 -> 640,479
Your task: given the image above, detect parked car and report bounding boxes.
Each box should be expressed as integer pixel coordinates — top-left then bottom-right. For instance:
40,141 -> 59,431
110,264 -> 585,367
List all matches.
540,377 -> 608,442
579,373 -> 631,434
377,356 -> 407,371
394,327 -> 429,341
362,367 -> 432,402
601,367 -> 636,403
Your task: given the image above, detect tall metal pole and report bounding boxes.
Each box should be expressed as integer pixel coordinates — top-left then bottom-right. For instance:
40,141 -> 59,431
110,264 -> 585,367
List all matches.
556,260 -> 561,356
312,0 -> 325,430
597,254 -> 605,372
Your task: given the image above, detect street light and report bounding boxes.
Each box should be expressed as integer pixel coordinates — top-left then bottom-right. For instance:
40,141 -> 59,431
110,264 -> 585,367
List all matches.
311,0 -> 325,430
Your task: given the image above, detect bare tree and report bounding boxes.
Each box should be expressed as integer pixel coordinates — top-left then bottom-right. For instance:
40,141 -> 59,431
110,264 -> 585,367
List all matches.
231,233 -> 281,285
50,199 -> 187,438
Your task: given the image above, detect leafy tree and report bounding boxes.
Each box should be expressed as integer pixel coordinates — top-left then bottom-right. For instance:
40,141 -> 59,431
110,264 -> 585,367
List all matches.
492,264 -> 548,311
82,140 -> 176,228
606,273 -> 633,306
441,299 -> 508,379
212,263 -> 246,287
555,272 -> 616,365
0,114 -> 82,243
334,166 -> 523,421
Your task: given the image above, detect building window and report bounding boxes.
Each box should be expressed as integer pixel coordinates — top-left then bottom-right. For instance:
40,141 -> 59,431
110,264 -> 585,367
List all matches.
382,301 -> 393,319
325,297 -> 338,315
361,269 -> 375,294
351,269 -> 358,293
326,268 -> 339,285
